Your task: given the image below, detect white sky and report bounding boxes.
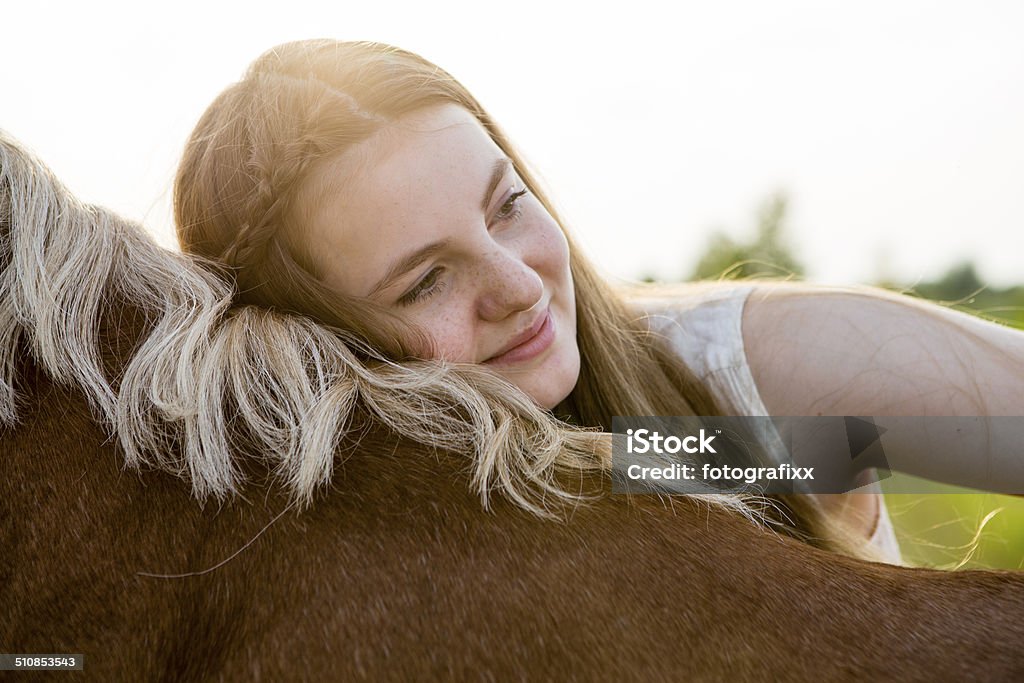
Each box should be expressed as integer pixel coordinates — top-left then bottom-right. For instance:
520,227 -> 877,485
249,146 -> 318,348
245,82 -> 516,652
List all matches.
3,0 -> 1022,287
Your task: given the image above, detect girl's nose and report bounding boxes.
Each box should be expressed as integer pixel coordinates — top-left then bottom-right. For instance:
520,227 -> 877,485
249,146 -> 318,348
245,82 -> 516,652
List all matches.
476,250 -> 544,322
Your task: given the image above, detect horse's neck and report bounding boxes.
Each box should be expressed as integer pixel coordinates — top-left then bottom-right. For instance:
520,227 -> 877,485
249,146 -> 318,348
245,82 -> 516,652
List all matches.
3,362 -> 1023,681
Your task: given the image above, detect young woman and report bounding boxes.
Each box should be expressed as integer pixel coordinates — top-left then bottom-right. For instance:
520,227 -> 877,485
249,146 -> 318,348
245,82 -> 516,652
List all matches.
173,39 -> 1024,566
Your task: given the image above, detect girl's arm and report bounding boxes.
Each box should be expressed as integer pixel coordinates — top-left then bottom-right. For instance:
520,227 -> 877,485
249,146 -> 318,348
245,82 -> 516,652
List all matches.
742,282 -> 1024,494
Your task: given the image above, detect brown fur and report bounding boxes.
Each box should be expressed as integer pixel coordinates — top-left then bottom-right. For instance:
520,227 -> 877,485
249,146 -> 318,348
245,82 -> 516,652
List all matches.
2,292 -> 1023,682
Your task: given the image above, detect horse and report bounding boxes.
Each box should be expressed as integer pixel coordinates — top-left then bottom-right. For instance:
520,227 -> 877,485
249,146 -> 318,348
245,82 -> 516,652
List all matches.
1,130 -> 1022,682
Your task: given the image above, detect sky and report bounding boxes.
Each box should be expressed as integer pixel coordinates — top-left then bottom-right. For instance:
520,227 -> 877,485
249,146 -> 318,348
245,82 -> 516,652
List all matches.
3,0 -> 1022,287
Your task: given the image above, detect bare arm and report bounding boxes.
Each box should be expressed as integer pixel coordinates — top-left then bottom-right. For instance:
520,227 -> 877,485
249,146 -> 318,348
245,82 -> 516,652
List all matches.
743,282 -> 1024,494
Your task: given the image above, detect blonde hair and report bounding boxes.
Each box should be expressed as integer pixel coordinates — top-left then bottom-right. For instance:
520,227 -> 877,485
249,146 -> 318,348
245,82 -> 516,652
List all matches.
169,40 -> 881,560
0,128 -> 599,513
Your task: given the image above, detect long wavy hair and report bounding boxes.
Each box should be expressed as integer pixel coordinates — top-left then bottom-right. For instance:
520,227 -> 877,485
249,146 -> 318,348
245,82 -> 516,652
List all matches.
173,39 -> 880,560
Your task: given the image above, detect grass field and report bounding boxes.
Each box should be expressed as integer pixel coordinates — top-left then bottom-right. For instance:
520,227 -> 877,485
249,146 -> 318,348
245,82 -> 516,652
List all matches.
883,474 -> 1024,570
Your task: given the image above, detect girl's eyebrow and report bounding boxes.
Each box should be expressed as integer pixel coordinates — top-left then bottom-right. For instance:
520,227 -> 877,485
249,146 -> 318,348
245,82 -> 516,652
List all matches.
481,157 -> 513,211
368,239 -> 451,297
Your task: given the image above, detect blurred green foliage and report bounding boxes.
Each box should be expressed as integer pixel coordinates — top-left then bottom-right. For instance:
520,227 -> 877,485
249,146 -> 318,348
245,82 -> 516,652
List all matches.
882,476 -> 1024,570
884,261 -> 1024,331
685,193 -> 1024,569
690,192 -> 805,281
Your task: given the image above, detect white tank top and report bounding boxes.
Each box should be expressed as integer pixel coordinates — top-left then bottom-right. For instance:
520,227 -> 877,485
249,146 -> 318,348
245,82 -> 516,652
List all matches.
631,283 -> 904,565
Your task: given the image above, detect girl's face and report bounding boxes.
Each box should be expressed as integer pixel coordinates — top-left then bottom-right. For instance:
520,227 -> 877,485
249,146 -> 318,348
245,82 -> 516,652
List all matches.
298,104 -> 580,409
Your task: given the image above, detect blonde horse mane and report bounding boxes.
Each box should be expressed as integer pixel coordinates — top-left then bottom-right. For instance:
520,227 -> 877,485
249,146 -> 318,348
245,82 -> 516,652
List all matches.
0,129 -> 764,525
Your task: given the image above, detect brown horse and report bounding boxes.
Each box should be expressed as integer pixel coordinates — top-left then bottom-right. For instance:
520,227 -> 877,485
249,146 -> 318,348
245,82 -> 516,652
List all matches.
1,131 -> 1022,682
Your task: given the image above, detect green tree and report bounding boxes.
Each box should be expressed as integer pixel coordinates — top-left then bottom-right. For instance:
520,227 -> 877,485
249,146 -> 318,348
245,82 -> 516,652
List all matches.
690,192 -> 805,281
913,261 -> 985,302
883,260 -> 1024,330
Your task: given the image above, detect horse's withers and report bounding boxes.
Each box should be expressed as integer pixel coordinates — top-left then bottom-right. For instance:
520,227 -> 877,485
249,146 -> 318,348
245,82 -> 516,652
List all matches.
1,130 -> 1022,681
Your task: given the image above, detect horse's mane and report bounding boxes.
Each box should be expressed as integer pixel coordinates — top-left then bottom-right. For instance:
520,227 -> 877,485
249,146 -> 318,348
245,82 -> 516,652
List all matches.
0,130 -> 775,532
0,130 -> 618,514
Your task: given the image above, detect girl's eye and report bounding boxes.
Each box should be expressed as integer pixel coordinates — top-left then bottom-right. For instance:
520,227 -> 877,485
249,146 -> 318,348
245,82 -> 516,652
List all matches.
495,188 -> 529,221
398,266 -> 446,306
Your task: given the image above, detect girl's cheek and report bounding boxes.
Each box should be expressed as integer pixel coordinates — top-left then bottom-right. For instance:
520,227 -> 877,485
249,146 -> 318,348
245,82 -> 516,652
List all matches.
417,313 -> 475,363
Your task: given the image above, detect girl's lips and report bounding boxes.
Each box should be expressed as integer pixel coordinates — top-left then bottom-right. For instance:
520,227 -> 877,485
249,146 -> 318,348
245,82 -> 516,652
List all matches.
484,310 -> 555,366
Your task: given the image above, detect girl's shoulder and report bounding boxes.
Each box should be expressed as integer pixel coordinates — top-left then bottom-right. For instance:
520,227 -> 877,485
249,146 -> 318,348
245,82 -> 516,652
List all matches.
621,280 -> 756,317
622,281 -> 907,566
622,281 -> 758,382
621,279 -> 885,373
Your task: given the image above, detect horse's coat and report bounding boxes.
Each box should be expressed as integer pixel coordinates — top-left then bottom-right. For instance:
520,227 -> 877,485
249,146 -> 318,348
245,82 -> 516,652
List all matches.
1,132 -> 1022,682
